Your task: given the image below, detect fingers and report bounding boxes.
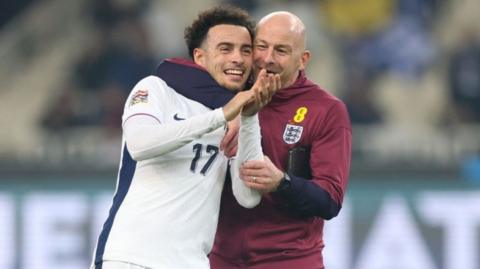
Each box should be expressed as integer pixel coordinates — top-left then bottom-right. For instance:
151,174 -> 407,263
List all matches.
239,155 -> 284,193
253,71 -> 281,107
220,128 -> 233,151
260,77 -> 271,106
264,73 -> 281,101
254,69 -> 267,106
243,180 -> 269,192
225,144 -> 238,158
239,161 -> 270,186
257,72 -> 269,106
240,169 -> 275,193
240,167 -> 268,178
220,117 -> 240,151
241,70 -> 281,116
273,73 -> 281,94
223,134 -> 238,158
241,159 -> 266,169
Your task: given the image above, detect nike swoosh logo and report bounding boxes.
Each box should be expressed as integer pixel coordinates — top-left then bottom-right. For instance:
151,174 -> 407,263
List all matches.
173,113 -> 185,121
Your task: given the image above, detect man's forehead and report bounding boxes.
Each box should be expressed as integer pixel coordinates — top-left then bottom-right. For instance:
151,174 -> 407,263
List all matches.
256,12 -> 306,47
207,24 -> 251,44
258,12 -> 305,33
255,24 -> 302,48
208,24 -> 250,37
255,30 -> 295,46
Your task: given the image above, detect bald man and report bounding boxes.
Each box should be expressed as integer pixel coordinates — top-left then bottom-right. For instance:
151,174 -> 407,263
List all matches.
208,12 -> 352,269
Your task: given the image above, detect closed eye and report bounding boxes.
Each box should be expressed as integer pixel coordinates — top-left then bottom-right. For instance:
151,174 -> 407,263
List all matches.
218,43 -> 234,53
254,44 -> 268,50
242,46 -> 252,55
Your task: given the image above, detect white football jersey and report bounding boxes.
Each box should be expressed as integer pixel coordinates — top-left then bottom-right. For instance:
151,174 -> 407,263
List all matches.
92,76 -> 261,269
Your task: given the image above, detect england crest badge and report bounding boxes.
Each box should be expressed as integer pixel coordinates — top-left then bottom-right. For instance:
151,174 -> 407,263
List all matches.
283,124 -> 303,144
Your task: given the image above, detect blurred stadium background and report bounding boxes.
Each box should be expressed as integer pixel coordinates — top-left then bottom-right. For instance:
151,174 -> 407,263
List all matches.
1,0 -> 479,268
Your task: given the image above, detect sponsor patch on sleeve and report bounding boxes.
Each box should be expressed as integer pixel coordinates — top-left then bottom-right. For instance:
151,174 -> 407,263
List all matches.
129,89 -> 149,106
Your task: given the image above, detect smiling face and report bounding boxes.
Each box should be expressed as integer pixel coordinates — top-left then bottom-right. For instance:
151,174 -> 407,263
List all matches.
253,12 -> 310,89
193,24 -> 253,91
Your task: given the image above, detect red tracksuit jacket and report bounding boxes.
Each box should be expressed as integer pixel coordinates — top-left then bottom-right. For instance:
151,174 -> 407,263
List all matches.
210,71 -> 352,269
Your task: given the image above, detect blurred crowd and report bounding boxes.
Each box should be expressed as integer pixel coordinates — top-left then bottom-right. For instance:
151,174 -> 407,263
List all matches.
34,0 -> 480,137
41,0 -> 156,135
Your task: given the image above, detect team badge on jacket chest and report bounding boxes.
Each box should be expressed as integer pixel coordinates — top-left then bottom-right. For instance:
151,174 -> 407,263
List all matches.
283,106 -> 308,144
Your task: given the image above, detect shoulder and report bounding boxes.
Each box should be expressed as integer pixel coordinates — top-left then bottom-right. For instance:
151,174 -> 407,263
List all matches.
124,76 -> 183,111
129,75 -> 180,100
303,79 -> 347,112
303,80 -> 350,129
133,75 -> 170,93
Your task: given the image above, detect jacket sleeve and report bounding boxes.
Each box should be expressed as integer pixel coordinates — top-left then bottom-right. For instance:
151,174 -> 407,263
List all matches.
276,101 -> 352,219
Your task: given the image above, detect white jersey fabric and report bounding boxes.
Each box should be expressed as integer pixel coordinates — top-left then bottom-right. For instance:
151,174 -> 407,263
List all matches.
92,76 -> 261,269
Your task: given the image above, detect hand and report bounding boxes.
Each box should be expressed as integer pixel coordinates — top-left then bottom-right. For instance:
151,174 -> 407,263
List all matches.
220,116 -> 239,158
240,155 -> 285,193
242,69 -> 281,116
222,90 -> 254,121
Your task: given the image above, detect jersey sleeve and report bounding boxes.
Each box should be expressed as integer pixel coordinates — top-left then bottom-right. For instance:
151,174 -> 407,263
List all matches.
122,76 -> 226,161
122,76 -> 166,126
230,114 -> 262,208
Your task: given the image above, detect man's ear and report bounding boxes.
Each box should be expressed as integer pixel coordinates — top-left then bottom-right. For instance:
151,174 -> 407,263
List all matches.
299,50 -> 311,71
193,48 -> 206,67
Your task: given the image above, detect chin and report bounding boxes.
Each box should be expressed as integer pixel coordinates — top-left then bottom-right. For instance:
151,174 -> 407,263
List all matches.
224,82 -> 244,91
229,85 -> 243,91
221,85 -> 238,91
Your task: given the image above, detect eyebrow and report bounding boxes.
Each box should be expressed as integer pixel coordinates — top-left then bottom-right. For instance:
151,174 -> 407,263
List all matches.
275,44 -> 292,52
216,42 -> 252,49
255,40 -> 292,51
216,42 -> 234,48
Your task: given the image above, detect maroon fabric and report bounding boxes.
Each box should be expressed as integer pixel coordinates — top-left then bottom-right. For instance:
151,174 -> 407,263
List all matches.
210,71 -> 351,269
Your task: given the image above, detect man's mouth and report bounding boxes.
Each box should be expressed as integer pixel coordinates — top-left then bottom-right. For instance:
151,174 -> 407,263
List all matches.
266,69 -> 277,74
257,65 -> 278,74
224,69 -> 244,76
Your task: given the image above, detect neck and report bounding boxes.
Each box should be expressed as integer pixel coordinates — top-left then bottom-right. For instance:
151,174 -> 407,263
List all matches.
282,70 -> 300,89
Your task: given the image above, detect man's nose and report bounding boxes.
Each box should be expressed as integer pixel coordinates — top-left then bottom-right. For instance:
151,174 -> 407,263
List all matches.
231,49 -> 245,64
263,48 -> 275,64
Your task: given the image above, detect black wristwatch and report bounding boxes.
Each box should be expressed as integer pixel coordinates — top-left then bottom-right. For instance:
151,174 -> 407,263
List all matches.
276,173 -> 292,192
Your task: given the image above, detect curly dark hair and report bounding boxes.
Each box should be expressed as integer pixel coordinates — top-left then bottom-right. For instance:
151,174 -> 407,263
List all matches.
184,5 -> 255,58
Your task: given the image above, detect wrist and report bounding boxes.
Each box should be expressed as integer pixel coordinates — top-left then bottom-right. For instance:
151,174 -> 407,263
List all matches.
241,104 -> 258,117
222,106 -> 234,121
276,172 -> 292,192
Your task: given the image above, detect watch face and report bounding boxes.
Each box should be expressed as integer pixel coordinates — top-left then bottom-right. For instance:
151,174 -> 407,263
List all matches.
278,176 -> 291,192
